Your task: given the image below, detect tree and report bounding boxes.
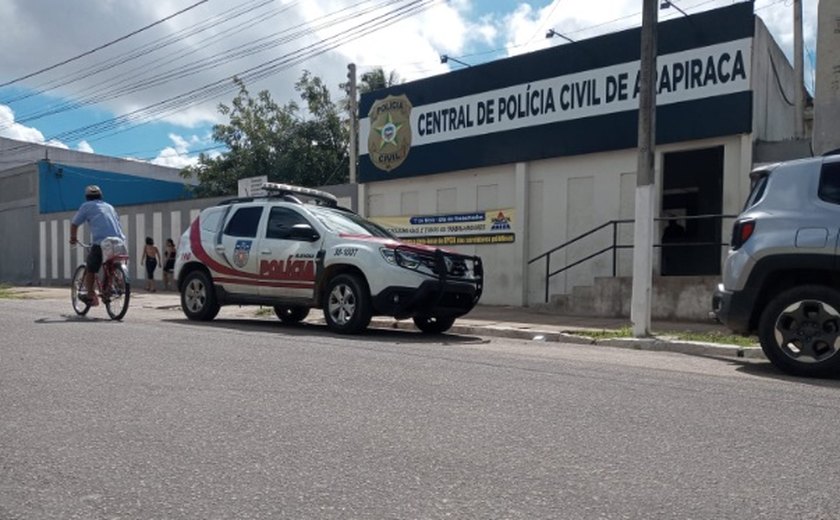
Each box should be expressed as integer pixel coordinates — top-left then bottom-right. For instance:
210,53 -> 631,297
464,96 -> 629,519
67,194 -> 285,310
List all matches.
359,67 -> 401,93
181,73 -> 348,197
339,66 -> 401,111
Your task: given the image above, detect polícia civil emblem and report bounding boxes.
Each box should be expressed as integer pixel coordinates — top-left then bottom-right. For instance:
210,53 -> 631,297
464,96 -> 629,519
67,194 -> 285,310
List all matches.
367,94 -> 412,172
233,240 -> 252,268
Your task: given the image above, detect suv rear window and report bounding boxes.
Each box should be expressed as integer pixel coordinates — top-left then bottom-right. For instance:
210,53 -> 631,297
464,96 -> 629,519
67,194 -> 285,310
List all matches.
743,171 -> 769,210
224,207 -> 263,237
266,207 -> 311,239
818,161 -> 840,205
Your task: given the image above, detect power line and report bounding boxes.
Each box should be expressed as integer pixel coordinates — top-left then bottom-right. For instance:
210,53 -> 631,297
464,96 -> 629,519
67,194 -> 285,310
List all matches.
4,0 -> 403,128
1,0 -> 275,106
523,0 -> 564,45
6,0 -> 291,125
1,0 -> 440,152
0,0 -> 211,89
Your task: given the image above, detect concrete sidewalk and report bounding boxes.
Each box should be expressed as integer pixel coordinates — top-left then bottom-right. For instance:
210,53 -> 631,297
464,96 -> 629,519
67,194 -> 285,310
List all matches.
9,285 -> 764,361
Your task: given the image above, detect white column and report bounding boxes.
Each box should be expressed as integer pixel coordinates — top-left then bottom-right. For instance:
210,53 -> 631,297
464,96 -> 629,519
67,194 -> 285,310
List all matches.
514,162 -> 529,306
63,219 -> 71,279
153,212 -> 163,280
50,220 -> 58,280
170,210 -> 182,248
76,237 -> 84,268
135,214 -> 145,280
357,183 -> 368,217
39,221 -> 47,280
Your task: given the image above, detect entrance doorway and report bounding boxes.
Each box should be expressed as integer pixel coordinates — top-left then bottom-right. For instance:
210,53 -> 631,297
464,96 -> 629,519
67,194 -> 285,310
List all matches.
660,146 -> 724,276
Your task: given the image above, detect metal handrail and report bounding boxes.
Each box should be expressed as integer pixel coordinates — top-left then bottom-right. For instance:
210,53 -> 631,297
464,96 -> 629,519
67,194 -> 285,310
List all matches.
528,214 -> 739,303
527,219 -> 630,264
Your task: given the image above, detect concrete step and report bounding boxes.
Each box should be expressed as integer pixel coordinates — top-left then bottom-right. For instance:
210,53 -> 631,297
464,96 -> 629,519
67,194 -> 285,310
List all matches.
543,275 -> 719,321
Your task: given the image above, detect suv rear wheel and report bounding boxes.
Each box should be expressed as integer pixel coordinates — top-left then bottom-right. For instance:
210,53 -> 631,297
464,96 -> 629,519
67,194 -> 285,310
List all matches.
181,270 -> 221,321
323,273 -> 372,334
758,285 -> 840,377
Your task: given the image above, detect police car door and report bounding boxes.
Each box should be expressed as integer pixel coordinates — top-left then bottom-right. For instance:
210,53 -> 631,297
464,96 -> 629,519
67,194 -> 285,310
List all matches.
257,206 -> 321,300
215,205 -> 264,294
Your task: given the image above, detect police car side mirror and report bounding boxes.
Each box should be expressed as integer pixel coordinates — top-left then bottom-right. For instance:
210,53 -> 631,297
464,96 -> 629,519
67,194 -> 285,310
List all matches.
288,223 -> 320,242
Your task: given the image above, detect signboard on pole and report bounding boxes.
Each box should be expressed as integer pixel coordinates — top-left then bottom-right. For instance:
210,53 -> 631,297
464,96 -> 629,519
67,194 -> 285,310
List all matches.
238,176 -> 268,197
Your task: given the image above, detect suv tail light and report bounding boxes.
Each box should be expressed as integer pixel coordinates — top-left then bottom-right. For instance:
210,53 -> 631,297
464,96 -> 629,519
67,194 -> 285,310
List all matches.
731,219 -> 756,250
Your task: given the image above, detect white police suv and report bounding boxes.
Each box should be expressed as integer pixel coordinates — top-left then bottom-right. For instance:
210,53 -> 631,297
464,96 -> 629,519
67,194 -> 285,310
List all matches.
174,183 -> 483,334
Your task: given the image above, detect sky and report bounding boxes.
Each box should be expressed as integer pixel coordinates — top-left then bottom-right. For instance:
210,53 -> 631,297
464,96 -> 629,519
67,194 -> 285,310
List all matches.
0,0 -> 816,170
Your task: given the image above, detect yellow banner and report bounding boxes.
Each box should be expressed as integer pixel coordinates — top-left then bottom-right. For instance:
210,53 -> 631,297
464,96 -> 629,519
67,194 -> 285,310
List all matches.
371,209 -> 515,246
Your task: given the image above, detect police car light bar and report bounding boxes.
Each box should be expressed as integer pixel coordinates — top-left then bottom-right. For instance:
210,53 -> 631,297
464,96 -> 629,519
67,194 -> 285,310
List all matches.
261,182 -> 338,206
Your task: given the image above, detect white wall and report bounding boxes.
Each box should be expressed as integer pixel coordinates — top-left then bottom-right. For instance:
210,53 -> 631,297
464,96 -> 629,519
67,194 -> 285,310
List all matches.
751,18 -> 800,142
36,197 -> 226,287
365,135 -> 748,307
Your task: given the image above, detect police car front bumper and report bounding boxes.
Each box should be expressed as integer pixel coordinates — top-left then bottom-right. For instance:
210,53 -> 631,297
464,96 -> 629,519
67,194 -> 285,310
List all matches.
373,246 -> 483,319
373,279 -> 481,319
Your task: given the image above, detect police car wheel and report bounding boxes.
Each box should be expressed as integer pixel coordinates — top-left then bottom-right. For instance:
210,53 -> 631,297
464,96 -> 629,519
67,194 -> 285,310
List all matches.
274,305 -> 310,323
323,273 -> 372,334
181,270 -> 220,321
413,315 -> 456,334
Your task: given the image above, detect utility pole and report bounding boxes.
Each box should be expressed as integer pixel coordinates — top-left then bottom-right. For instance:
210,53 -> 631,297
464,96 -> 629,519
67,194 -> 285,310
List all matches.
347,63 -> 358,184
793,0 -> 805,138
631,0 -> 658,337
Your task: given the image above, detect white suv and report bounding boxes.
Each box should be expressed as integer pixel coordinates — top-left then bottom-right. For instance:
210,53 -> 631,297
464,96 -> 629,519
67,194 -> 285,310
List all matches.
174,183 -> 483,334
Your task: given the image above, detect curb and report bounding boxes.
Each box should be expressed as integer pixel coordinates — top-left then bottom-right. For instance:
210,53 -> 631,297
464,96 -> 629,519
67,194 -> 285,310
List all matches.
366,318 -> 765,361
125,300 -> 768,362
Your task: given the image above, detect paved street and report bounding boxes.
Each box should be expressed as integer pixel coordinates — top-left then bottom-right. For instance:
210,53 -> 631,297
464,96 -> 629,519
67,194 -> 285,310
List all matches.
2,295 -> 840,519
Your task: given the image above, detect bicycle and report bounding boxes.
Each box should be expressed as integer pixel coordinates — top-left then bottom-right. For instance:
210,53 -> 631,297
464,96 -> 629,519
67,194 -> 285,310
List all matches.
71,238 -> 131,320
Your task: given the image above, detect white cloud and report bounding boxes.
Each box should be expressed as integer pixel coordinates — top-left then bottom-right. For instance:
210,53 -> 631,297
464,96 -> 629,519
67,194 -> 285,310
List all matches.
0,103 -> 70,148
150,132 -> 202,169
0,0 -> 496,130
493,0 -> 818,91
77,140 -> 94,153
496,0 -> 818,63
0,103 -> 48,143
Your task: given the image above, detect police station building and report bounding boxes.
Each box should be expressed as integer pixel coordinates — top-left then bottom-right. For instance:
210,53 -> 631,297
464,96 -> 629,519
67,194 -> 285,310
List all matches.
357,3 -> 804,319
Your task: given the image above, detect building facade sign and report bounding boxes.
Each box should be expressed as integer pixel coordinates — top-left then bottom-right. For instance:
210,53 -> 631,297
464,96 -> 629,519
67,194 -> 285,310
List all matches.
359,3 -> 755,182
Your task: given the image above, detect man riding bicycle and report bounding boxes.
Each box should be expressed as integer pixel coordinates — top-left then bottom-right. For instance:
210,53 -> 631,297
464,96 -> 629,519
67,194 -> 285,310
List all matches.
69,185 -> 126,307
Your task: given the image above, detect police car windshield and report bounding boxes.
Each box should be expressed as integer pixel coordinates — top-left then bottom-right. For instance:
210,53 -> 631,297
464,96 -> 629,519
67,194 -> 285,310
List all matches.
312,207 -> 395,238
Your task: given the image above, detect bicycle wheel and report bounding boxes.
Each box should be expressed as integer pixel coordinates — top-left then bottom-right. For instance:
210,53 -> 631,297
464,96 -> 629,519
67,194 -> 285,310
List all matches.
71,265 -> 90,316
105,264 -> 131,320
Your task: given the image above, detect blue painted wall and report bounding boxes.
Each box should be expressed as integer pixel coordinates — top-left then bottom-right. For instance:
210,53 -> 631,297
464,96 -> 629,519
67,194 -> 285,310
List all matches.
39,161 -> 193,213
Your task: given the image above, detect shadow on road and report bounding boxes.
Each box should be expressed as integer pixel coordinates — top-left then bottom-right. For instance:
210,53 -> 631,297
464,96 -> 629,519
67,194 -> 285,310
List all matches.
34,314 -> 118,324
161,317 -> 490,345
730,360 -> 840,386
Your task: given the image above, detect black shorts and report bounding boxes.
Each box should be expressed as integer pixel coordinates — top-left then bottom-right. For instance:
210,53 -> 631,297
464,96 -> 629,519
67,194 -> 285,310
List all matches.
86,245 -> 103,273
145,258 -> 158,279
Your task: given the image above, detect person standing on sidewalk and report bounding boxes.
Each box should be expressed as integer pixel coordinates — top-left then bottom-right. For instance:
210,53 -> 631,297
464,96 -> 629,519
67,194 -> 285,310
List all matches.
162,238 -> 177,290
69,185 -> 126,306
141,237 -> 161,292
